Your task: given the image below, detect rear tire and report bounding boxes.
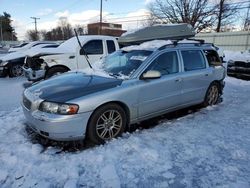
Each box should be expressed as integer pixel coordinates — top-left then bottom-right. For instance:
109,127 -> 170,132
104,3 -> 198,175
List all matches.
9,64 -> 24,77
45,67 -> 68,79
87,103 -> 127,145
203,83 -> 220,106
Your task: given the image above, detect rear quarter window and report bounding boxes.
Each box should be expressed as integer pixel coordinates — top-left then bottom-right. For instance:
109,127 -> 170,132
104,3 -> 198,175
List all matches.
203,50 -> 222,66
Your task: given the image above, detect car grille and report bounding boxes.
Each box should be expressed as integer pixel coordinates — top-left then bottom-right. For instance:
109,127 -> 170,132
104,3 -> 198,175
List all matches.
23,96 -> 32,110
234,61 -> 250,68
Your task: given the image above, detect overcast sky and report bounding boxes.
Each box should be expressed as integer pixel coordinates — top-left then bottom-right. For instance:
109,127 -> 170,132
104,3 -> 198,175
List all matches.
0,0 -> 155,40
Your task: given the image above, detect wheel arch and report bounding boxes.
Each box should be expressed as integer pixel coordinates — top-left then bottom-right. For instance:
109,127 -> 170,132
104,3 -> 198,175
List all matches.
86,101 -> 131,132
210,80 -> 223,94
46,64 -> 70,72
45,65 -> 70,77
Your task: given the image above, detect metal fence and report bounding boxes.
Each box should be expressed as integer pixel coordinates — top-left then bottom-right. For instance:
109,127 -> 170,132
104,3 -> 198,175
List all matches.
0,41 -> 20,48
195,31 -> 250,51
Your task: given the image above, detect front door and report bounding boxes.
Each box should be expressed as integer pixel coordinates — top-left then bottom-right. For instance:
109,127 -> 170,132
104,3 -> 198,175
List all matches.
78,40 -> 104,69
138,51 -> 183,118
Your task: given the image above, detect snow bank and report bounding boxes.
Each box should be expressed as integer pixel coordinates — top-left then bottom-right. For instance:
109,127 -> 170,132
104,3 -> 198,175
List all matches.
224,50 -> 250,62
0,77 -> 25,111
0,77 -> 250,187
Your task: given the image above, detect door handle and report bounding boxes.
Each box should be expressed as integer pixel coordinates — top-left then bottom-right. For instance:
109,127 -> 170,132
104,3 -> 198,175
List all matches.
175,78 -> 182,82
205,73 -> 209,76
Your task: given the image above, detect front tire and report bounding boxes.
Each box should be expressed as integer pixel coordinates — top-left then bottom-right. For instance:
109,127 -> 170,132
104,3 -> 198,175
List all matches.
203,83 -> 220,106
9,64 -> 24,77
87,103 -> 127,145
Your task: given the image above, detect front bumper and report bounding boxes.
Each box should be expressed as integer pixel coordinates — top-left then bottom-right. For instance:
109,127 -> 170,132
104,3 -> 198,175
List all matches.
22,104 -> 92,141
23,67 -> 46,81
227,66 -> 250,79
0,66 -> 8,77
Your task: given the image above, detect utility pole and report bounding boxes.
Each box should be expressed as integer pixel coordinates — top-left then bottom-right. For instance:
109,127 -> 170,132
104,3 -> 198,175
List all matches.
30,17 -> 40,36
244,2 -> 250,31
0,17 -> 3,42
99,0 -> 103,35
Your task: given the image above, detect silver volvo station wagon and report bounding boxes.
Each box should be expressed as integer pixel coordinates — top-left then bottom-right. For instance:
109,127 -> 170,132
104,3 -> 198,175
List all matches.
22,41 -> 226,144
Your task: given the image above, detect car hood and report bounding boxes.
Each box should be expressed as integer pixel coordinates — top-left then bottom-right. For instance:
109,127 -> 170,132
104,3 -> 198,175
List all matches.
0,51 -> 25,61
27,72 -> 122,103
27,47 -> 72,57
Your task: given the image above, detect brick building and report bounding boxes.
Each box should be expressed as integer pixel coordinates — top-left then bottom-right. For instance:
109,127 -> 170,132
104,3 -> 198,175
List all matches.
87,22 -> 126,37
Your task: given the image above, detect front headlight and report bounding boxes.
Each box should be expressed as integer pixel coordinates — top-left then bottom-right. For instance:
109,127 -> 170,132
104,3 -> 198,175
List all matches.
228,60 -> 234,66
39,101 -> 79,115
1,61 -> 8,66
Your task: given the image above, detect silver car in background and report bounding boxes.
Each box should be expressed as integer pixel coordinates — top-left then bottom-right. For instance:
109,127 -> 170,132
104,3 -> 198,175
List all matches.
22,41 -> 226,144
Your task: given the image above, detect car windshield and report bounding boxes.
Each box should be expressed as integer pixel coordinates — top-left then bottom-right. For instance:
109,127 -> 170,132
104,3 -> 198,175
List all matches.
103,50 -> 153,77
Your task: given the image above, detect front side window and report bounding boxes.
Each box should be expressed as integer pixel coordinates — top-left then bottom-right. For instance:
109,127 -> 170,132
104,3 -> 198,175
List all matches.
146,51 -> 179,76
181,50 -> 206,71
82,40 -> 103,55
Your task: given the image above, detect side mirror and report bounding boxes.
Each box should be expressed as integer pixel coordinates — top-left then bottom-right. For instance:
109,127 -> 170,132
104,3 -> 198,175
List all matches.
141,70 -> 161,80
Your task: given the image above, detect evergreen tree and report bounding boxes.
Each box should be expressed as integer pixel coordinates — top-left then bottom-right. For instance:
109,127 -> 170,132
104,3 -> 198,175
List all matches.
0,12 -> 17,41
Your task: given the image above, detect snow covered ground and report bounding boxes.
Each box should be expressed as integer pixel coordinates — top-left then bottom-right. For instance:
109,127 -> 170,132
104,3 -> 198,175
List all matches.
0,77 -> 25,111
0,76 -> 250,187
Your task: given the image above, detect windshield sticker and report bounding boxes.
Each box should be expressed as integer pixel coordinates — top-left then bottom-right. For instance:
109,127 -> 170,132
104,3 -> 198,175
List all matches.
130,56 -> 148,61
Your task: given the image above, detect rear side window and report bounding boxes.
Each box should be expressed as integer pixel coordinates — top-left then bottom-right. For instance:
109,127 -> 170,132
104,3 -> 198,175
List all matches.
203,50 -> 222,66
32,43 -> 43,47
82,40 -> 103,55
42,44 -> 59,48
107,40 -> 116,54
181,50 -> 206,71
147,51 -> 179,76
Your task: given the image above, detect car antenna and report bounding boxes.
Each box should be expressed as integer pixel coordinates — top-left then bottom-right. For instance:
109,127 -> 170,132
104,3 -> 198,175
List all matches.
74,29 -> 93,69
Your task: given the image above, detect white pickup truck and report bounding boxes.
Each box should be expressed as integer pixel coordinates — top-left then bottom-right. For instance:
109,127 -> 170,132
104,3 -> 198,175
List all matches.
23,35 -> 119,81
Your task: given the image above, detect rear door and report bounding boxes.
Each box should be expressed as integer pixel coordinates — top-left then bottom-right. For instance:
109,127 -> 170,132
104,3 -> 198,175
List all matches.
138,50 -> 183,118
180,50 -> 213,104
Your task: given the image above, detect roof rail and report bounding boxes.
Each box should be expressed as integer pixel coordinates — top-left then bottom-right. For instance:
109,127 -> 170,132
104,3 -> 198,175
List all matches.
158,38 -> 212,51
185,38 -> 205,44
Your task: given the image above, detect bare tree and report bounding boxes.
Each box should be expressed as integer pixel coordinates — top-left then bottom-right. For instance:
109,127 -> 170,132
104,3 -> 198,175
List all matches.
75,24 -> 88,35
142,12 -> 163,27
40,30 -> 47,40
214,0 -> 239,32
243,2 -> 250,31
148,0 -> 216,32
26,29 -> 40,41
58,17 -> 73,40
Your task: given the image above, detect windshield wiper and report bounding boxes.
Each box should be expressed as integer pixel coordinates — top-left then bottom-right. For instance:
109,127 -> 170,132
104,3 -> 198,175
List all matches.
74,29 -> 93,69
108,73 -> 120,78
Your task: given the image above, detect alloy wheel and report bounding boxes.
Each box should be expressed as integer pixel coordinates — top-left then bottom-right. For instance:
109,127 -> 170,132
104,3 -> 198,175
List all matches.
207,85 -> 219,105
96,110 -> 122,140
11,65 -> 23,77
